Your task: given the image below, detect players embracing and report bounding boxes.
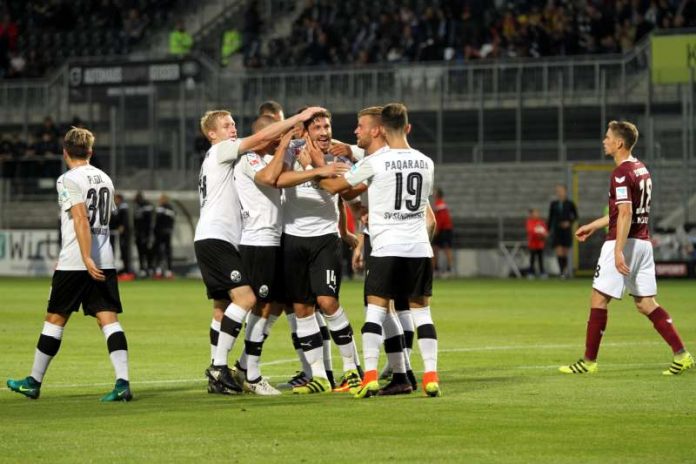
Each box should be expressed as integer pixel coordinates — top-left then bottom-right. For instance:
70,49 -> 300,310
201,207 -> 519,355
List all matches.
323,103 -> 442,397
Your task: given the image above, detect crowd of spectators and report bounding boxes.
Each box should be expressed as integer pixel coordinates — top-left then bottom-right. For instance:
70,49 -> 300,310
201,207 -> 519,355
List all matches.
250,0 -> 696,68
0,116 -> 84,179
0,0 -> 175,79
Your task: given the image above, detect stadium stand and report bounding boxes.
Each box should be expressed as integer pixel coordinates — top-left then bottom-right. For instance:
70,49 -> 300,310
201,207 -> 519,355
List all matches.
1,0 -> 695,276
0,0 -> 177,79
252,0 -> 696,68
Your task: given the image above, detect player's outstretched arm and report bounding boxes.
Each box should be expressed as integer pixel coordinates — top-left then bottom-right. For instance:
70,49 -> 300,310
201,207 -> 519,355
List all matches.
275,163 -> 349,188
575,215 -> 609,242
72,203 -> 105,281
320,176 -> 352,194
239,106 -> 326,154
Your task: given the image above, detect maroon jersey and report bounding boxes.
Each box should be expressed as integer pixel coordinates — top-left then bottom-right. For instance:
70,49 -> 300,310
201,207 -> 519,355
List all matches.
606,158 -> 651,241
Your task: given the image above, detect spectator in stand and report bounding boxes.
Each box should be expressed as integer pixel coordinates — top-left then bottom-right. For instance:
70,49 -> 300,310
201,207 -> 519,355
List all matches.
6,50 -> 25,78
0,134 -> 15,177
220,27 -> 241,67
36,116 -> 60,143
169,20 -> 192,57
153,193 -> 176,279
526,208 -> 548,279
432,187 -> 454,277
547,184 -> 578,278
243,0 -> 262,63
0,14 -> 18,75
133,191 -> 154,277
122,8 -> 148,47
248,0 -> 691,69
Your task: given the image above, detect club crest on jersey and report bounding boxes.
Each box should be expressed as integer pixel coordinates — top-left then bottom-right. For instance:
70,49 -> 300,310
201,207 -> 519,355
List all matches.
230,270 -> 242,283
259,285 -> 269,298
615,186 -> 628,200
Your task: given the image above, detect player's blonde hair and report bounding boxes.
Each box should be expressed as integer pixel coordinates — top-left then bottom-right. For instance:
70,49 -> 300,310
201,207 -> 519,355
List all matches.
200,110 -> 231,140
63,126 -> 95,159
358,106 -> 383,120
608,120 -> 639,150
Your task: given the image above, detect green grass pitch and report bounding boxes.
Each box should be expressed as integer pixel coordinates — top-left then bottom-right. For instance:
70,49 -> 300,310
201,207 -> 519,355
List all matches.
1,277 -> 695,463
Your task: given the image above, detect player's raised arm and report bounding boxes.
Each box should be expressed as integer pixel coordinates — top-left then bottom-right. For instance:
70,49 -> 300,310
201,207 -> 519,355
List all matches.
239,106 -> 327,154
253,126 -> 299,187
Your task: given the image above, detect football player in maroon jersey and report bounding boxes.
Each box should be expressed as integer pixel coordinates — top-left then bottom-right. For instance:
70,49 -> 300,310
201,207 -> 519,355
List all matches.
560,121 -> 693,376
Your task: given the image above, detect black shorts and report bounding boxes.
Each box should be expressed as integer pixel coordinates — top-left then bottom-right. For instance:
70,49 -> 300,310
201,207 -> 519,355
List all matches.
363,234 -> 410,309
551,228 -> 572,248
239,245 -> 282,303
282,233 -> 342,305
433,229 -> 453,248
195,239 -> 251,300
365,255 -> 433,300
47,270 -> 122,316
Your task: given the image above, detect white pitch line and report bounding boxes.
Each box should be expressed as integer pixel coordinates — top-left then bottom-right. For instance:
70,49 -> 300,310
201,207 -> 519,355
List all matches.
0,341 -> 667,392
439,340 -> 661,353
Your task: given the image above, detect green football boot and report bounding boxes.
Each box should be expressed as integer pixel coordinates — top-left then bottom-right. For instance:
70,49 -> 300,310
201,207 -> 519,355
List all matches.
100,379 -> 133,402
7,376 -> 41,400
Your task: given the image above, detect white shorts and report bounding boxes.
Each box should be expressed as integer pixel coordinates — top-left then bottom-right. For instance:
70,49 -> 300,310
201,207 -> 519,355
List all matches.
592,239 -> 657,299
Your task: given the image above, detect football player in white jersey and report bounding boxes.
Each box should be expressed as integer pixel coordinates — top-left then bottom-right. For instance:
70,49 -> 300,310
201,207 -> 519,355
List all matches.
277,109 -> 363,395
326,106 -> 422,394
7,128 -> 132,402
258,100 -> 285,122
323,103 -> 442,398
195,106 -> 328,394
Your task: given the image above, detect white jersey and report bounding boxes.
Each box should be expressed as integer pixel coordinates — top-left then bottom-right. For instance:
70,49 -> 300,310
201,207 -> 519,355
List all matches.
194,139 -> 243,246
234,152 -> 282,246
345,147 -> 434,258
351,145 -> 365,162
56,165 -> 116,270
282,144 -> 339,237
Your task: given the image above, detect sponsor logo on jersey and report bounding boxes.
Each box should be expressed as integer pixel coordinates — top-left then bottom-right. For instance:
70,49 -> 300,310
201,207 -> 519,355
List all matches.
615,186 -> 628,200
384,211 -> 425,220
614,176 -> 626,183
230,270 -> 242,283
259,284 -> 269,298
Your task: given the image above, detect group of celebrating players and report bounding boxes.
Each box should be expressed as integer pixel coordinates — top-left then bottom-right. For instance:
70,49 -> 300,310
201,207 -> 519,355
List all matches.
196,101 -> 440,398
5,102 -> 693,403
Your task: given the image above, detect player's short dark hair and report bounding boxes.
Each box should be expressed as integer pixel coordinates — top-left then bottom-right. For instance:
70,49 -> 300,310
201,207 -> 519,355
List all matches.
296,106 -> 332,130
436,188 -> 444,198
608,120 -> 639,150
252,115 -> 276,134
258,100 -> 283,117
63,127 -> 94,159
381,103 -> 408,132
